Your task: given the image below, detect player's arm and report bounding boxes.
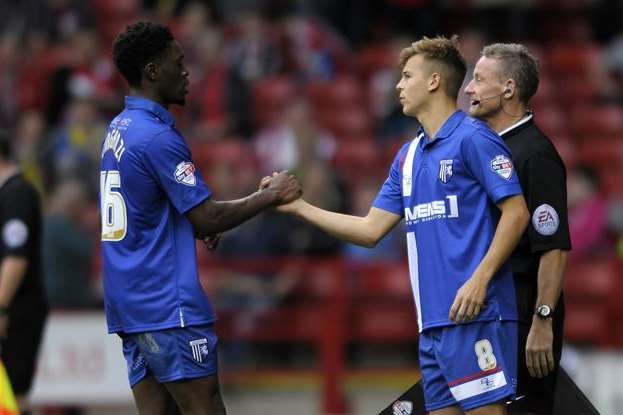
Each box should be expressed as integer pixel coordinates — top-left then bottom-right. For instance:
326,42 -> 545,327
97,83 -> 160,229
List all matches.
278,199 -> 402,247
449,193 -> 529,322
187,171 -> 301,238
527,248 -> 567,378
0,256 -> 27,309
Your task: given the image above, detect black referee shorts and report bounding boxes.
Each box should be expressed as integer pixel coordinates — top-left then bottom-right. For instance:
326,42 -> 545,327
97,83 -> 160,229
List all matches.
1,308 -> 47,395
509,301 -> 565,415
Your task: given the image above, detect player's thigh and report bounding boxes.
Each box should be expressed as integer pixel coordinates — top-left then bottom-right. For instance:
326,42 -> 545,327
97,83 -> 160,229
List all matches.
164,374 -> 226,415
465,400 -> 508,415
132,373 -> 180,415
428,406 -> 463,415
439,321 -> 517,412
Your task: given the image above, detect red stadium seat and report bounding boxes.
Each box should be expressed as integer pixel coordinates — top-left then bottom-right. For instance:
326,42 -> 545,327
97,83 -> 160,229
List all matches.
571,105 -> 623,137
316,107 -> 373,139
305,76 -> 364,110
357,44 -> 397,82
547,43 -> 600,78
564,303 -> 612,346
252,76 -> 296,127
577,137 -> 623,166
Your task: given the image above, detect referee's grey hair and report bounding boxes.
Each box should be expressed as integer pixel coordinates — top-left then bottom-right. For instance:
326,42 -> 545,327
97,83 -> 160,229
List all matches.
482,43 -> 539,104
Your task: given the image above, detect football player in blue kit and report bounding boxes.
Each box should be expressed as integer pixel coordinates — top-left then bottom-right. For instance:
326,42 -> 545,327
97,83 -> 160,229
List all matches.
270,36 -> 530,414
101,22 -> 301,414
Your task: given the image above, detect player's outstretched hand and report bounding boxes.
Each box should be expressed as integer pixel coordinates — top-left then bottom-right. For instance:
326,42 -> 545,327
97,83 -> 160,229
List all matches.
264,170 -> 302,205
449,275 -> 487,323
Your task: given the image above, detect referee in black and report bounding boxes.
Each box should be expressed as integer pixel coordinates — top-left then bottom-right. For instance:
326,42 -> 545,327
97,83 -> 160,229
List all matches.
0,131 -> 48,415
464,43 -> 571,415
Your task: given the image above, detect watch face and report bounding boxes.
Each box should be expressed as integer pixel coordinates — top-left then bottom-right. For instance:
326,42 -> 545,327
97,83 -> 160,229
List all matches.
537,305 -> 552,317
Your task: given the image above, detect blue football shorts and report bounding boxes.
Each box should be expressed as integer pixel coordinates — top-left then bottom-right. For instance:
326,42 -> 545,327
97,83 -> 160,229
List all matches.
119,323 -> 219,387
419,319 -> 518,412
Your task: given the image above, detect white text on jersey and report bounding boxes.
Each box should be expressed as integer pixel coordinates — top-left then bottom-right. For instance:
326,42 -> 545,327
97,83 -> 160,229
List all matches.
102,129 -> 126,162
404,195 -> 459,224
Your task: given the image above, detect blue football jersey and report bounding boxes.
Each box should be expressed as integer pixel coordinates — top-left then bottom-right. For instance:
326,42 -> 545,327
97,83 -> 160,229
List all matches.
100,96 -> 215,334
374,110 -> 521,332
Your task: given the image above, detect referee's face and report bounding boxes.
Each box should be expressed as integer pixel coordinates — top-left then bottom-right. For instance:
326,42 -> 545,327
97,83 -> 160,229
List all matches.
464,56 -> 505,121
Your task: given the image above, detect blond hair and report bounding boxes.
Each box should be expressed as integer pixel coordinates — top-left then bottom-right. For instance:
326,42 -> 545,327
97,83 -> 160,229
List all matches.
398,35 -> 467,99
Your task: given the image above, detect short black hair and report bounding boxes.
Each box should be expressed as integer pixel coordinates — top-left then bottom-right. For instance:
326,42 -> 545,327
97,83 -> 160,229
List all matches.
112,22 -> 174,87
0,130 -> 11,161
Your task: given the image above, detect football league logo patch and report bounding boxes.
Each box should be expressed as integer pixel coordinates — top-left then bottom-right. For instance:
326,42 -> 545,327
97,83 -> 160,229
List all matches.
439,159 -> 453,183
490,155 -> 513,180
174,161 -> 197,186
532,204 -> 559,236
392,400 -> 413,415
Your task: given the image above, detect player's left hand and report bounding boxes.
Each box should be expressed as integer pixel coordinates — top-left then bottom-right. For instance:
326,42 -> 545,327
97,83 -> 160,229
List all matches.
449,275 -> 487,323
526,318 -> 555,378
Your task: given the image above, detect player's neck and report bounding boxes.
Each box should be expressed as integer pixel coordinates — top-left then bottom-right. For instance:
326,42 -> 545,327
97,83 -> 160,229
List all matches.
418,100 -> 457,138
129,87 -> 170,110
488,101 -> 528,134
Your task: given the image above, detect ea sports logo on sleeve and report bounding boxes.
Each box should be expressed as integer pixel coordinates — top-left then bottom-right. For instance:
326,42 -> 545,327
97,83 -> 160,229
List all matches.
532,204 -> 559,236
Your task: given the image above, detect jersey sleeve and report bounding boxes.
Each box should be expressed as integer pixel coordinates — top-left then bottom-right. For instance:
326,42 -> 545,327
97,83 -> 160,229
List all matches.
463,128 -> 523,204
1,185 -> 37,258
143,129 -> 212,214
373,147 -> 405,216
523,156 -> 572,253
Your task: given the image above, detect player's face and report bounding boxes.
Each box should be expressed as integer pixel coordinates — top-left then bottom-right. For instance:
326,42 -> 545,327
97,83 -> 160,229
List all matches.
156,41 -> 190,106
464,56 -> 506,120
396,54 -> 430,117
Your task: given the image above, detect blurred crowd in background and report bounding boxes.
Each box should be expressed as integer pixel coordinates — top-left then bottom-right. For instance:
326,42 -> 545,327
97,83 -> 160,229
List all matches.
1,0 -> 623,352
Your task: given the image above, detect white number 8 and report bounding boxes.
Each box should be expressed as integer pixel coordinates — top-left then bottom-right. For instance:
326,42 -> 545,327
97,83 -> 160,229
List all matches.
474,339 -> 497,371
100,170 -> 127,241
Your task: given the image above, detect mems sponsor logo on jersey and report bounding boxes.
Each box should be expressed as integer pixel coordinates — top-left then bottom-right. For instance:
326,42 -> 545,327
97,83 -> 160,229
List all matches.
404,195 -> 459,225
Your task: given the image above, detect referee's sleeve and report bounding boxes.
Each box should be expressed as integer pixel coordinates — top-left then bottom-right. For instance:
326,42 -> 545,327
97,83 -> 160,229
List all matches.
524,156 -> 572,253
1,185 -> 37,258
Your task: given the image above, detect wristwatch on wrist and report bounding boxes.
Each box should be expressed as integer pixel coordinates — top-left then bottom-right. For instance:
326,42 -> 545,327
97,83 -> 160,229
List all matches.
535,304 -> 553,320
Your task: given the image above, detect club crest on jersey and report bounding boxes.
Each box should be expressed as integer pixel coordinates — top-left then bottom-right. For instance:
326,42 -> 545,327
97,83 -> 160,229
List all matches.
174,161 -> 196,186
490,155 -> 513,180
190,338 -> 210,363
392,400 -> 413,415
532,204 -> 559,235
439,159 -> 453,183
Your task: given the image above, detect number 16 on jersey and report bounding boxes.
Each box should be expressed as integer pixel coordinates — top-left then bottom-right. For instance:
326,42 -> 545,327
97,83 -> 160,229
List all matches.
100,170 -> 127,241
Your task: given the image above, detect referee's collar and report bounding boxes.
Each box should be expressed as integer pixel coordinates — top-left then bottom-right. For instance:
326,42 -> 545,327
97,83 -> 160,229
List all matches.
125,96 -> 175,126
498,111 -> 533,137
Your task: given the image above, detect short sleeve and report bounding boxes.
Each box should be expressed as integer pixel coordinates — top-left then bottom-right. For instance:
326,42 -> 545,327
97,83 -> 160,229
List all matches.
463,129 -> 523,204
373,147 -> 405,216
143,130 -> 212,214
2,185 -> 37,257
524,156 -> 572,252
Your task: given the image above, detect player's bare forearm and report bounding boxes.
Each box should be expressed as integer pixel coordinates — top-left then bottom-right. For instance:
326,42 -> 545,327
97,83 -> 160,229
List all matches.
0,256 -> 28,307
188,190 -> 279,237
473,194 -> 529,283
286,200 -> 401,247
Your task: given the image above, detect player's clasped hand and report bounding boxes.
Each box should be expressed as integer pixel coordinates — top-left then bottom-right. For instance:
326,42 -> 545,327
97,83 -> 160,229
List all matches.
260,171 -> 302,205
449,275 -> 487,323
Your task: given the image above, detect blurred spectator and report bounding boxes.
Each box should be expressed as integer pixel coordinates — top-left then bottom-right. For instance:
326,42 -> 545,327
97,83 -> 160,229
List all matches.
13,110 -> 47,197
567,165 -> 617,259
43,178 -> 98,308
225,10 -> 281,135
254,98 -> 335,173
46,97 -> 106,192
0,32 -> 21,129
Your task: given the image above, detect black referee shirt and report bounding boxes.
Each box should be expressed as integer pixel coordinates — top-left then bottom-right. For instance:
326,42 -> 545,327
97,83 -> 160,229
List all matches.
500,114 -> 571,321
0,172 -> 47,316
